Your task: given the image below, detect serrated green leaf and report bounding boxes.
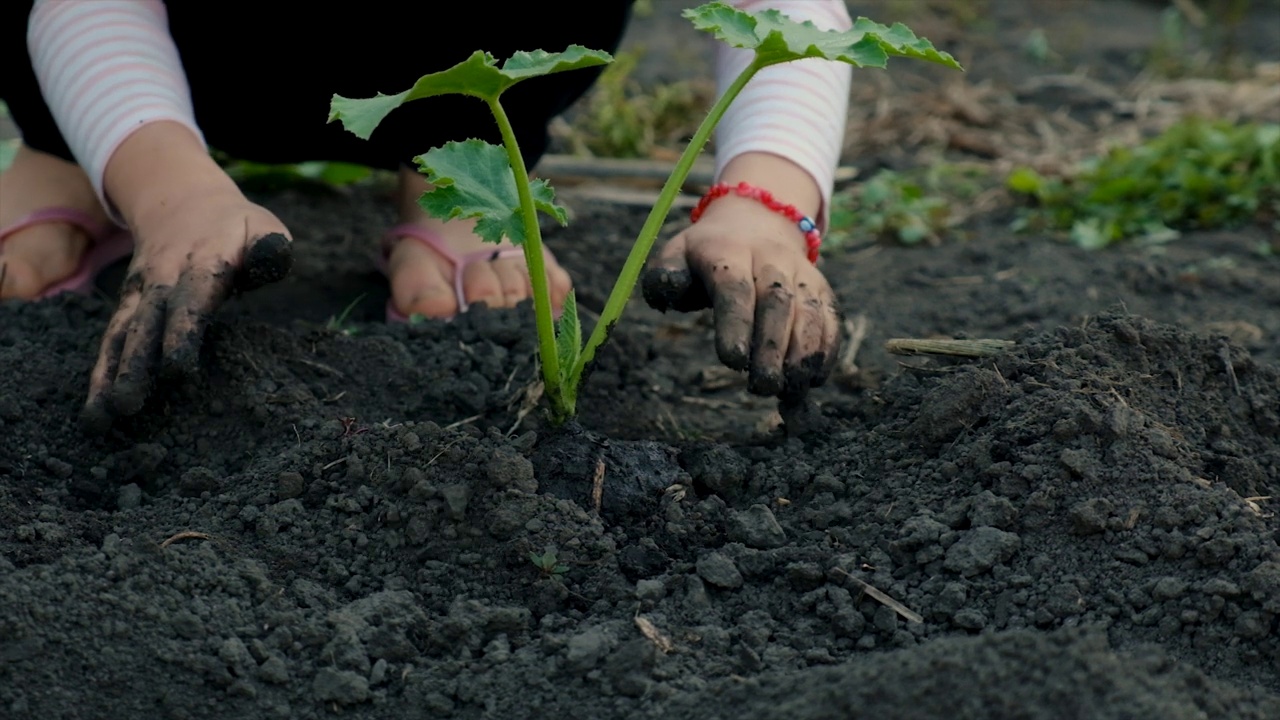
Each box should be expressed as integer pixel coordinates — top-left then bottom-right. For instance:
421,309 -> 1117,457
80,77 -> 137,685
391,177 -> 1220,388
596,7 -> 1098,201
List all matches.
413,139 -> 566,245
329,46 -> 613,139
555,290 -> 582,382
683,2 -> 961,70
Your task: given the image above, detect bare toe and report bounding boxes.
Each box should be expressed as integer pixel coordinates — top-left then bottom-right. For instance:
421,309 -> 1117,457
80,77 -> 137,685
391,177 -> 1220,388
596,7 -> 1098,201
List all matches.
0,145 -> 105,300
387,237 -> 461,318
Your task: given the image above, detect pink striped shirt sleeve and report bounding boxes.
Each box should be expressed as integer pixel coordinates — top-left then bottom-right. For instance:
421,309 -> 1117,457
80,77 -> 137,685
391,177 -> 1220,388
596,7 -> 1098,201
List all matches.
27,0 -> 204,220
716,0 -> 853,230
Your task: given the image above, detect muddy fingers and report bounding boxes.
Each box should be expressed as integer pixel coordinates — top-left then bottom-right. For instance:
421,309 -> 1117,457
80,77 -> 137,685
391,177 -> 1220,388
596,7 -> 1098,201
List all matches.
748,266 -> 795,396
641,234 -> 713,313
110,280 -> 170,416
234,232 -> 293,292
80,232 -> 294,434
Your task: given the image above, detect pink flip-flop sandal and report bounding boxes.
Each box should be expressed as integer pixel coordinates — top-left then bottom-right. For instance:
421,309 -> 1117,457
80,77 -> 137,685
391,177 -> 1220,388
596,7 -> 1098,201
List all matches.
0,208 -> 134,298
378,223 -> 557,323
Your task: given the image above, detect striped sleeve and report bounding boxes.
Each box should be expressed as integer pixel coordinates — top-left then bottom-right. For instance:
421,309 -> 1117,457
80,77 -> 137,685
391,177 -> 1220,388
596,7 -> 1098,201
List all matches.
27,0 -> 204,219
716,0 -> 853,230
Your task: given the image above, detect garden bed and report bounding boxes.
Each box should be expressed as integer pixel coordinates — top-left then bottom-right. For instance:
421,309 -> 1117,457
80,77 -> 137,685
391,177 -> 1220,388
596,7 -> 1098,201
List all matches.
3,1 -> 1280,718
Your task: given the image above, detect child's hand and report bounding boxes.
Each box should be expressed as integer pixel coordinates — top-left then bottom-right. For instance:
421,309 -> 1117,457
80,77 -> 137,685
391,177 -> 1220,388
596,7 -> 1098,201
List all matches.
81,123 -> 293,432
641,157 -> 841,399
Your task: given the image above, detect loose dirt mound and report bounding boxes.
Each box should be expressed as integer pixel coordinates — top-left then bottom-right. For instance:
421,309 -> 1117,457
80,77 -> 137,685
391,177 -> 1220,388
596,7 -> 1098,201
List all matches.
3,266 -> 1278,720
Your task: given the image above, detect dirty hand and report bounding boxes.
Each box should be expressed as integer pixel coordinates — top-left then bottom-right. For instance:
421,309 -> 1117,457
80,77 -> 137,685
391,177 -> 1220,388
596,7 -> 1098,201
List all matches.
640,158 -> 841,399
82,123 -> 293,432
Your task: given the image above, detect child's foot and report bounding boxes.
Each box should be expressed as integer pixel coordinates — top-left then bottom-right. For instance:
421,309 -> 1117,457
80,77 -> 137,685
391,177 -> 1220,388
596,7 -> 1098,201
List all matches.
383,166 -> 572,318
0,144 -> 111,298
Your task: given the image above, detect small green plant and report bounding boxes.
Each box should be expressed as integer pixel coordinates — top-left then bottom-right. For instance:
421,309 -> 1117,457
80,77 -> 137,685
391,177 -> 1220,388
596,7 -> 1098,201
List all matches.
828,163 -> 990,248
1023,28 -> 1055,66
325,294 -> 366,336
830,169 -> 949,247
1147,0 -> 1255,80
1008,117 -> 1280,250
329,2 -> 961,423
569,48 -> 711,159
529,548 -> 569,577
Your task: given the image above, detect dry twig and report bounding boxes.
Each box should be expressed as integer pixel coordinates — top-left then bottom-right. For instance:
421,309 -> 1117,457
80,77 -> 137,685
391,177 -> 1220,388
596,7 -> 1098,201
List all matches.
634,614 -> 675,654
836,313 -> 870,381
160,531 -> 210,548
833,567 -> 924,624
591,459 -> 606,515
506,381 -> 545,437
885,337 -> 1015,358
443,413 -> 484,431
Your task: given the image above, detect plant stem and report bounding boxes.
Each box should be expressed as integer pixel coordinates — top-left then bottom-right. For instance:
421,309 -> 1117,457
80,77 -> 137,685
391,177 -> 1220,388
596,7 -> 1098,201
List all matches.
487,98 -> 566,414
569,57 -> 764,386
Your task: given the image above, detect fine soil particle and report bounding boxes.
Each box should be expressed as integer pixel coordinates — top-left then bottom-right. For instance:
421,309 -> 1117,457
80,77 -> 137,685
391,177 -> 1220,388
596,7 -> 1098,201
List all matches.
5,1 -> 1280,718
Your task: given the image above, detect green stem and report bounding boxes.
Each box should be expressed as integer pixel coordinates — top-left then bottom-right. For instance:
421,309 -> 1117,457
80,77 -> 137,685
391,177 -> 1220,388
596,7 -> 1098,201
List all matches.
487,98 -> 565,412
569,57 -> 764,386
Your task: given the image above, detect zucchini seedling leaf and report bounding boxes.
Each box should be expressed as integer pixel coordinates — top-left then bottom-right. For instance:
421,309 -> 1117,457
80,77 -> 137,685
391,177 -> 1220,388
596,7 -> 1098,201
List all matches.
329,46 -> 613,140
684,2 -> 962,70
414,140 -> 566,246
555,290 -> 582,382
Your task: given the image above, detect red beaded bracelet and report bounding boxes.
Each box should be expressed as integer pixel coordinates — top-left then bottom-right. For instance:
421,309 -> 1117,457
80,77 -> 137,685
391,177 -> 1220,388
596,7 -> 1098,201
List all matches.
690,181 -> 822,264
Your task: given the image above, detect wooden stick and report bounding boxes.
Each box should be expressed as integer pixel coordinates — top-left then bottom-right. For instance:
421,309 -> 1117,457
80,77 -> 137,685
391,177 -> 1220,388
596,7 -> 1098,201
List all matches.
836,313 -> 870,378
559,185 -> 700,209
884,338 -> 1015,358
833,567 -> 924,624
634,614 -> 675,653
160,531 -> 210,548
536,153 -> 858,187
591,459 -> 606,515
537,154 -> 718,184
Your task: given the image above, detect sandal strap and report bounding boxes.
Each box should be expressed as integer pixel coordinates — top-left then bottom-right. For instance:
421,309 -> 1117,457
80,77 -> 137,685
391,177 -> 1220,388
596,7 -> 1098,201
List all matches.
383,224 -> 542,315
0,208 -> 112,246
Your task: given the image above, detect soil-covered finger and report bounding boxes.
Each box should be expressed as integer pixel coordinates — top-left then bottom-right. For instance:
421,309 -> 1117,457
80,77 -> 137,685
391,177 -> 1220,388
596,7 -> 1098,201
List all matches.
780,282 -> 828,398
747,267 -> 794,396
79,285 -> 143,434
641,235 -> 710,313
233,232 -> 293,292
641,266 -> 712,312
80,325 -> 129,435
109,283 -> 170,417
815,290 -> 843,386
161,265 -> 232,381
690,250 -> 755,371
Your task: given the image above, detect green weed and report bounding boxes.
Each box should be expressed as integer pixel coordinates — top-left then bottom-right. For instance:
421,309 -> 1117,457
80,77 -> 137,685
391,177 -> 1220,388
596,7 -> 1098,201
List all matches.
1147,0 -> 1257,80
828,163 -> 989,248
529,548 -> 569,577
325,294 -> 366,336
569,48 -> 711,159
1007,117 -> 1280,249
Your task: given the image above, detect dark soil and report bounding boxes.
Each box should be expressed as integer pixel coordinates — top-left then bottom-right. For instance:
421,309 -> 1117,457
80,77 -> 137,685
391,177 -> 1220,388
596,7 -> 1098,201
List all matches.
4,2 -> 1280,718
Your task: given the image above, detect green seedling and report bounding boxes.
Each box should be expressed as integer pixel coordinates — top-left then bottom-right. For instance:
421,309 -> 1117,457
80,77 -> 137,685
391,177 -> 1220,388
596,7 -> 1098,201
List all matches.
329,2 -> 961,424
325,293 -> 366,336
1147,0 -> 1255,80
529,549 -> 569,577
570,47 -> 712,159
827,163 -> 990,250
830,169 -> 951,247
1008,117 -> 1280,249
